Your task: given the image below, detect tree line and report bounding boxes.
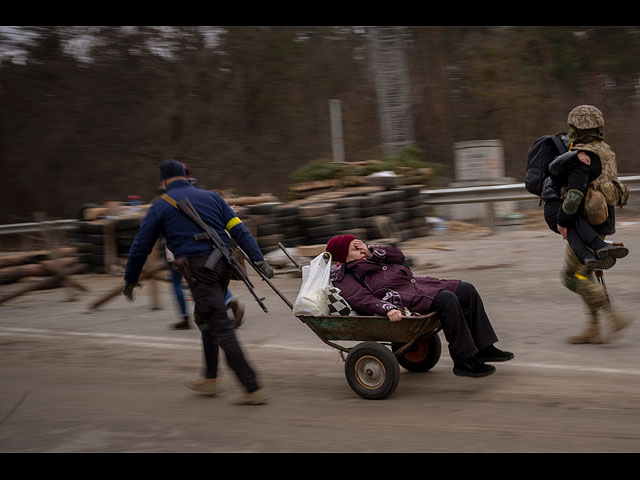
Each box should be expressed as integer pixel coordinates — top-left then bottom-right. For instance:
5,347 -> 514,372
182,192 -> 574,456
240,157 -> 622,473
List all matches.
1,26 -> 639,224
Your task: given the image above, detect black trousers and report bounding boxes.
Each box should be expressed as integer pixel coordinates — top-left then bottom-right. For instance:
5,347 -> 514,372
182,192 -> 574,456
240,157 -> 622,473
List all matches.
566,162 -> 591,192
543,198 -> 607,263
188,254 -> 259,393
429,281 -> 498,363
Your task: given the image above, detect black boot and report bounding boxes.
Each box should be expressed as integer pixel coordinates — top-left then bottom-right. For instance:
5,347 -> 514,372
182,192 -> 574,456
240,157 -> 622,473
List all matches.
475,344 -> 515,363
172,315 -> 191,330
596,244 -> 629,260
453,356 -> 496,378
583,255 -> 616,270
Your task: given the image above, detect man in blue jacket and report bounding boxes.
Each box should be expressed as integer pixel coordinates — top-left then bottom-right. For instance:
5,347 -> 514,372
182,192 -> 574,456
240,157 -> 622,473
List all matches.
124,159 -> 273,405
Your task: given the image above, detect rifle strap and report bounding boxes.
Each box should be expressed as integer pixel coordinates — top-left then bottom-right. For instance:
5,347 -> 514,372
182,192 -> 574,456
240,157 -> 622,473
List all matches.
161,193 -> 238,247
161,193 -> 245,275
161,192 -> 222,270
161,193 -> 179,209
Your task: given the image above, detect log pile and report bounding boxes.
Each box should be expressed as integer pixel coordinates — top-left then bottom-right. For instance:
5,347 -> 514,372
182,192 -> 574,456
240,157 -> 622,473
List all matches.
0,247 -> 87,304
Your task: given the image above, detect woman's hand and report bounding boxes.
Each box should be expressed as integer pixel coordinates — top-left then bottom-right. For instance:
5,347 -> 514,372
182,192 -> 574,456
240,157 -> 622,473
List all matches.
353,239 -> 372,259
387,309 -> 403,322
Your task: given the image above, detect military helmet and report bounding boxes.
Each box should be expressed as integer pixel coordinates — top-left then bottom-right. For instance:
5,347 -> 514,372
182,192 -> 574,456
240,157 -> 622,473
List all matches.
567,105 -> 605,129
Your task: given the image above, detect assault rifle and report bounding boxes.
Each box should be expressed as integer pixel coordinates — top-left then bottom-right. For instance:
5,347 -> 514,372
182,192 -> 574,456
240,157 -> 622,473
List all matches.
173,197 -> 269,313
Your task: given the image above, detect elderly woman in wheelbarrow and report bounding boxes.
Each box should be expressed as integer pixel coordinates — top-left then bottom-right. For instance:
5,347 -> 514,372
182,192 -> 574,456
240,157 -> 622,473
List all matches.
325,235 -> 514,378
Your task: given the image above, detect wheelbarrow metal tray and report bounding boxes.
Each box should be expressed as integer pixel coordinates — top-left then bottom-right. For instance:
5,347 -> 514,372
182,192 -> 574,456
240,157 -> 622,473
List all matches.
297,312 -> 440,343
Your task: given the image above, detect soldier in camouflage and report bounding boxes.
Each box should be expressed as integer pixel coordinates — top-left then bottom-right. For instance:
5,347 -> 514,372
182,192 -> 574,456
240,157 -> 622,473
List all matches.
560,105 -> 631,344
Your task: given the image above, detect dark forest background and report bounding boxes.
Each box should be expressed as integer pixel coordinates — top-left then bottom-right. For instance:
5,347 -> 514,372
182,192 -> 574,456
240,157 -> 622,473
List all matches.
2,26 -> 640,224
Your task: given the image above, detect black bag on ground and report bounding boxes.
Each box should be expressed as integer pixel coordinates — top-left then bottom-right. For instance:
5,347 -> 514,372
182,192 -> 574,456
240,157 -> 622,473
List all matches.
525,133 -> 569,196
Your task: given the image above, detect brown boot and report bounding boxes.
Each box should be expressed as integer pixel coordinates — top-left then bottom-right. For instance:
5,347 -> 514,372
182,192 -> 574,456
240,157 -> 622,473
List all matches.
184,377 -> 223,396
568,315 -> 604,344
605,310 -> 632,339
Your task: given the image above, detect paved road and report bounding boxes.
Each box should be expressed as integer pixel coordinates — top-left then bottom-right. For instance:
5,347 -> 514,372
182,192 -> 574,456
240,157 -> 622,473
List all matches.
1,213 -> 639,452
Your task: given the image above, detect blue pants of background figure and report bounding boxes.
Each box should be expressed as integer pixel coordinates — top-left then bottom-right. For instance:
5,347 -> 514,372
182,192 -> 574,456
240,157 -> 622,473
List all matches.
171,267 -> 188,317
170,265 -> 237,330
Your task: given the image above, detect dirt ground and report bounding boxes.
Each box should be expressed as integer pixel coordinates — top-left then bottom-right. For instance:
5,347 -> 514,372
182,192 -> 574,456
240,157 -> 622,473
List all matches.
1,208 -> 639,453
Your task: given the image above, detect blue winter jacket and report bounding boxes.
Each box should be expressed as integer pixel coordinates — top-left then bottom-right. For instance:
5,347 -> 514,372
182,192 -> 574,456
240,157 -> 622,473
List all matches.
124,180 -> 264,284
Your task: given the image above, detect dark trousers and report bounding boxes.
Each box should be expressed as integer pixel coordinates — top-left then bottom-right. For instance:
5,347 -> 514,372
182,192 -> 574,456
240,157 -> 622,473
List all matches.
430,281 -> 498,363
188,255 -> 259,393
544,198 -> 607,263
566,163 -> 591,192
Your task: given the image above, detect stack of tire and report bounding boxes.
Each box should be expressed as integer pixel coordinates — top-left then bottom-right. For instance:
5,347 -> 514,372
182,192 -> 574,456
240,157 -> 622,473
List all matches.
272,203 -> 305,248
297,203 -> 341,246
115,217 -> 143,257
235,184 -> 432,254
298,184 -> 430,242
395,184 -> 431,239
366,190 -> 407,239
245,202 -> 287,254
69,217 -> 142,273
326,194 -> 368,239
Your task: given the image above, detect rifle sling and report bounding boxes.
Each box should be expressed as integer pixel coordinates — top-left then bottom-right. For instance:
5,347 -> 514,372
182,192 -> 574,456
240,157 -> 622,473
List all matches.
161,193 -> 227,272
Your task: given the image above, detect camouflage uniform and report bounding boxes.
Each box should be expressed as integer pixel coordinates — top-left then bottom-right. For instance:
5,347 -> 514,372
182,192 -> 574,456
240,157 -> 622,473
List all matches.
561,105 -> 631,343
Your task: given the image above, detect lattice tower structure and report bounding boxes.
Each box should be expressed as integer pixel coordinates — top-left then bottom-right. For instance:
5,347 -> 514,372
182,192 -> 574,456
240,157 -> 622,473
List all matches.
369,26 -> 415,157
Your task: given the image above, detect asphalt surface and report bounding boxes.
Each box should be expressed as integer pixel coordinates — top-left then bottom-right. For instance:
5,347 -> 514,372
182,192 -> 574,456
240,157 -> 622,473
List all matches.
1,210 -> 639,452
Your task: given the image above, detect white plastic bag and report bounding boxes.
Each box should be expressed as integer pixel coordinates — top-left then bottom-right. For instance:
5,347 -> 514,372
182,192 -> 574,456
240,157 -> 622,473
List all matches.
293,252 -> 332,316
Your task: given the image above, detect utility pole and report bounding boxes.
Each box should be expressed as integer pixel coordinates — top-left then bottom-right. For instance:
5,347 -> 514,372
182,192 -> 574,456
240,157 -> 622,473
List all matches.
329,99 -> 345,162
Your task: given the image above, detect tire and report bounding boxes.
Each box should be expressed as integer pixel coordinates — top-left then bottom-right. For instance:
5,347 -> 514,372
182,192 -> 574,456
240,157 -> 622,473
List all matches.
257,223 -> 280,237
77,221 -> 106,235
344,342 -> 400,400
392,334 -> 442,373
116,217 -> 141,231
305,224 -> 337,239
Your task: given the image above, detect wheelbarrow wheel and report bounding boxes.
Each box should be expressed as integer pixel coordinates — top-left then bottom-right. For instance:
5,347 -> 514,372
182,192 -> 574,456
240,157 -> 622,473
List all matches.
344,341 -> 400,400
392,333 -> 442,372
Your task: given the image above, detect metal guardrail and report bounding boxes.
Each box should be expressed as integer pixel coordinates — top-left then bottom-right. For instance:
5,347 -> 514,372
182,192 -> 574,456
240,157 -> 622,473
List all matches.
1,175 -> 639,235
421,175 -> 640,205
0,219 -> 79,236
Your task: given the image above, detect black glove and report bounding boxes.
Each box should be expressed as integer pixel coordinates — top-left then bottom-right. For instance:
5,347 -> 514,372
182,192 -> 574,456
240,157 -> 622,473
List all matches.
254,260 -> 274,279
123,282 -> 141,302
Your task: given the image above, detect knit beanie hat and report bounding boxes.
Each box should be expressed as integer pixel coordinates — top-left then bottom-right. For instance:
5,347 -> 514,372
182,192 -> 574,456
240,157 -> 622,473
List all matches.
159,159 -> 186,180
326,234 -> 357,263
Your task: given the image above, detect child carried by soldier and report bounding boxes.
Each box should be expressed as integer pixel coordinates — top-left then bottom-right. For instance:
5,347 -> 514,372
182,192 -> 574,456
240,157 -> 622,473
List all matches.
543,146 -> 628,269
541,106 -> 629,270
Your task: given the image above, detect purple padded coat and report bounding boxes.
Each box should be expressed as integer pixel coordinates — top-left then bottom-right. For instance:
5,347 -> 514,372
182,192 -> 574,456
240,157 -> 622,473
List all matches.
330,245 -> 460,317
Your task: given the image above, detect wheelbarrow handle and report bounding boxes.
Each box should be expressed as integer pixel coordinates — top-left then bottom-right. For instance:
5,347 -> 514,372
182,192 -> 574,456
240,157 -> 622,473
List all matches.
237,246 -> 295,310
278,242 -> 302,270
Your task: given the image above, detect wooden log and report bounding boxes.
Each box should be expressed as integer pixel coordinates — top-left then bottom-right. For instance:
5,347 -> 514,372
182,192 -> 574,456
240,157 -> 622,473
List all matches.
0,247 -> 77,268
225,194 -> 280,206
40,256 -> 88,297
0,263 -> 87,305
0,256 -> 79,285
89,261 -> 167,310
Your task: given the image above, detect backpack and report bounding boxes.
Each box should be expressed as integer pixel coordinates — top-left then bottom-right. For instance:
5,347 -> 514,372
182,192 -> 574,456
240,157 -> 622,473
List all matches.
525,134 -> 569,196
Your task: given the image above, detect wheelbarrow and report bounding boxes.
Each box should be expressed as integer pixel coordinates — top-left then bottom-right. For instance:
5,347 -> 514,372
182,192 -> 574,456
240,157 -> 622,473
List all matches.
247,243 -> 443,400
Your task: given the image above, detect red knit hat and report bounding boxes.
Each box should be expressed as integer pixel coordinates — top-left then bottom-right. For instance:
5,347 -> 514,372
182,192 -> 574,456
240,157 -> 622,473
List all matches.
326,235 -> 357,263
